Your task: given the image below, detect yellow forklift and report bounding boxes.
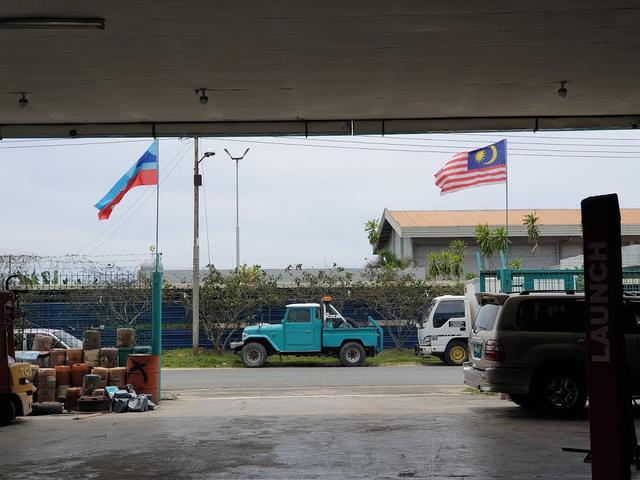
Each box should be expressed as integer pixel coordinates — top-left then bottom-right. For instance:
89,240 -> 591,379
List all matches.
1,276 -> 36,426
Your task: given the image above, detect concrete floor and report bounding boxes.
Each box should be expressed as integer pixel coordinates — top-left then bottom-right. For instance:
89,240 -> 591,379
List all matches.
0,383 -> 609,480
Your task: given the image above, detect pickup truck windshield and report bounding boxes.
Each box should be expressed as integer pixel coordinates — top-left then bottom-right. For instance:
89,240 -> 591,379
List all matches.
475,304 -> 500,331
421,299 -> 436,323
433,300 -> 466,328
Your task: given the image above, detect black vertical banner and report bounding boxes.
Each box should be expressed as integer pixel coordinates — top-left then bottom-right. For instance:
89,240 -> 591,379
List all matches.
581,194 -> 632,479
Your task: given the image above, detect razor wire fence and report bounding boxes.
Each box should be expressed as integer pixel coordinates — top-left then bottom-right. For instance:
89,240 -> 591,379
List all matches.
12,271 -> 159,351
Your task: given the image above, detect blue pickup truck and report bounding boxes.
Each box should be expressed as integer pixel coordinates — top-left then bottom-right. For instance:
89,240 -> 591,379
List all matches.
231,296 -> 384,367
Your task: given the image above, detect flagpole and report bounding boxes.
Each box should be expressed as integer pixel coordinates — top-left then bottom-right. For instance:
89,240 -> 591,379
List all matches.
155,153 -> 160,272
151,139 -> 163,401
505,140 -> 509,265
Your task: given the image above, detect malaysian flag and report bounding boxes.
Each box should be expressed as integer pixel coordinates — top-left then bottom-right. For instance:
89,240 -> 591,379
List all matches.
434,140 -> 507,195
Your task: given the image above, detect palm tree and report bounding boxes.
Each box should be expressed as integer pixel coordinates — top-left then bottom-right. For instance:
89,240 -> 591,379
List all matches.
522,212 -> 540,252
439,251 -> 453,279
451,253 -> 464,280
370,249 -> 411,269
364,219 -> 380,247
449,240 -> 466,258
427,252 -> 441,279
475,224 -> 495,266
508,258 -> 522,270
492,226 -> 509,254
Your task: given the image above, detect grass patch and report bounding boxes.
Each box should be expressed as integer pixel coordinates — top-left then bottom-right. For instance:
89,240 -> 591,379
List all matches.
162,348 -> 442,368
162,349 -> 242,368
463,387 -> 498,396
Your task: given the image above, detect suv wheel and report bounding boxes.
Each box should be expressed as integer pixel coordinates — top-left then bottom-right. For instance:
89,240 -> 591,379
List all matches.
241,342 -> 268,368
444,340 -> 468,366
536,368 -> 587,416
339,342 -> 366,367
509,393 -> 536,409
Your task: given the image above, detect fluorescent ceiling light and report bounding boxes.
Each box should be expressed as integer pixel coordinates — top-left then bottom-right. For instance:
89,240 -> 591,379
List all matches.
0,18 -> 105,29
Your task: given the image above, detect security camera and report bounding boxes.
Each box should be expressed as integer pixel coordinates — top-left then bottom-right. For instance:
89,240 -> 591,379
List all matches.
558,81 -> 567,98
18,93 -> 28,108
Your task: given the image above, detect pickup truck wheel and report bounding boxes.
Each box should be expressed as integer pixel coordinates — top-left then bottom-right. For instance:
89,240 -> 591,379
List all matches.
444,340 -> 468,366
535,368 -> 587,416
339,342 -> 366,367
241,342 -> 268,368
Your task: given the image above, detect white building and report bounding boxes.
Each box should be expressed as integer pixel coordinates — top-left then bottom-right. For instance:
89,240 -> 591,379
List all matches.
374,209 -> 640,272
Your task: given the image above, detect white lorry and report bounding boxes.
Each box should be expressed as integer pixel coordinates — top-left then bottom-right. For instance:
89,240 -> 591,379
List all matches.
414,282 -> 480,366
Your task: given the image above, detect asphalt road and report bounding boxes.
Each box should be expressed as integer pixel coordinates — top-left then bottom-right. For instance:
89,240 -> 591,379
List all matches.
162,364 -> 464,391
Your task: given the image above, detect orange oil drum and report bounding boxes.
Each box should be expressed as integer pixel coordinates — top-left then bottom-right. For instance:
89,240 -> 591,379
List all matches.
65,387 -> 82,411
116,328 -> 136,347
66,349 -> 83,365
83,330 -> 101,350
33,334 -> 52,351
126,354 -> 160,403
71,363 -> 90,387
55,365 -> 71,385
37,368 -> 56,388
98,348 -> 119,368
83,349 -> 100,368
49,349 -> 67,367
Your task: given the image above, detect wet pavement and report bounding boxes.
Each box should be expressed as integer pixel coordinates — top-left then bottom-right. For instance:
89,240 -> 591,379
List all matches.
0,382 -> 609,479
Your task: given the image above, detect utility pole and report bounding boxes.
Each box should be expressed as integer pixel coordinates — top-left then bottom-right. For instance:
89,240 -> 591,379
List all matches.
224,148 -> 250,271
192,138 -> 200,355
192,140 -> 215,355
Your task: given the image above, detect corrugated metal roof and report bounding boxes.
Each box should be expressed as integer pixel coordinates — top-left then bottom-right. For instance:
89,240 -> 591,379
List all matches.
387,209 -> 640,228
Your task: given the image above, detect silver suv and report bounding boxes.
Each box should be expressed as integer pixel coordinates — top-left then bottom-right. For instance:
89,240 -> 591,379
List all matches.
463,292 -> 640,415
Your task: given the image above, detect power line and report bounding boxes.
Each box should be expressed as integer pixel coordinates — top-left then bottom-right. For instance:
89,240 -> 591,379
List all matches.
2,130 -> 640,145
281,136 -> 640,154
425,131 -> 640,141
2,133 -> 640,153
219,137 -> 640,158
358,135 -> 640,149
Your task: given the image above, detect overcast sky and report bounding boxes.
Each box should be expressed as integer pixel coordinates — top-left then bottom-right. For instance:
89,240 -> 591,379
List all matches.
2,130 -> 640,271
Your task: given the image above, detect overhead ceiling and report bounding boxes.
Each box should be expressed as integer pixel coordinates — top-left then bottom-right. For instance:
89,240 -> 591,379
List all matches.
1,1 -> 639,137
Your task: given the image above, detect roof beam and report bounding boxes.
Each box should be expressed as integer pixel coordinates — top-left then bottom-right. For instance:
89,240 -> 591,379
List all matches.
2,114 -> 640,139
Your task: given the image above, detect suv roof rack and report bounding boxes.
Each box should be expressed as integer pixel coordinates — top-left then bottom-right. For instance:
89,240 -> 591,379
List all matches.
518,289 -> 576,295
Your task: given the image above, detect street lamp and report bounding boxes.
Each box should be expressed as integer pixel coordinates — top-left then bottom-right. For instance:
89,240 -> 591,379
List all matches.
192,141 -> 215,355
224,148 -> 250,271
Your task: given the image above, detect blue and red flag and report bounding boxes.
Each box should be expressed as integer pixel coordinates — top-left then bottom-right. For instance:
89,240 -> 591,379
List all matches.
95,140 -> 159,220
434,140 -> 507,195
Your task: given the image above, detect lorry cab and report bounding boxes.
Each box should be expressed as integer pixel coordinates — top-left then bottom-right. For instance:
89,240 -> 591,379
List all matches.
415,295 -> 476,365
